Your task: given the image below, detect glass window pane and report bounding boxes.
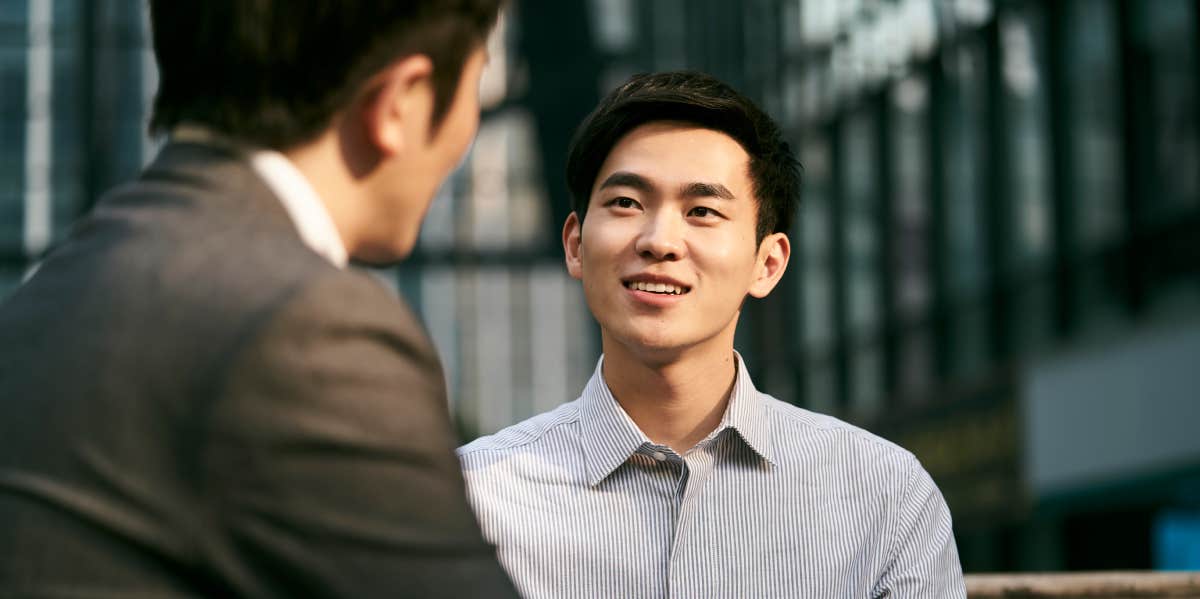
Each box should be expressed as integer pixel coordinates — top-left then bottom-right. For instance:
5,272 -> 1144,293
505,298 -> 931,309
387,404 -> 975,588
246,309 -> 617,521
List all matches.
50,32 -> 82,238
589,0 -> 636,54
1002,10 -> 1052,267
841,109 -> 880,334
890,73 -> 934,398
805,361 -> 837,416
851,344 -> 884,417
839,108 -> 883,414
892,75 -> 932,318
798,134 -> 836,413
1066,0 -> 1126,332
943,41 -> 989,297
1133,0 -> 1200,315
440,109 -> 549,253
23,0 -> 49,255
1135,0 -> 1199,224
1,41 -> 25,266
1067,0 -> 1123,248
1000,5 -> 1055,355
940,38 -> 990,378
799,136 -> 834,353
897,326 -> 934,403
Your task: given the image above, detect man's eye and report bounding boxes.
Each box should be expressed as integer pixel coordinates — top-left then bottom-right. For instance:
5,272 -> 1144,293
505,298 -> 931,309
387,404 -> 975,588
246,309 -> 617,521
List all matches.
689,206 -> 715,217
613,197 -> 637,209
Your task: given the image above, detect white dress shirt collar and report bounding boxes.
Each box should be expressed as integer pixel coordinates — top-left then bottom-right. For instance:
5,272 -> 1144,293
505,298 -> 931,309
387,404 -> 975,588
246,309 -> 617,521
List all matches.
171,125 -> 349,269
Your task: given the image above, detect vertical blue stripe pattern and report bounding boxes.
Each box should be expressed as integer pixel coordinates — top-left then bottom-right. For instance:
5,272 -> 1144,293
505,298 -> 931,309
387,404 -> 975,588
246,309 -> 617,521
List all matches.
459,353 -> 966,598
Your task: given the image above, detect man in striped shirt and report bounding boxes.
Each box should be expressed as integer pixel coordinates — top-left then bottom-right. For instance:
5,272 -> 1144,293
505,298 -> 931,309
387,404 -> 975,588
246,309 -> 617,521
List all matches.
459,72 -> 966,598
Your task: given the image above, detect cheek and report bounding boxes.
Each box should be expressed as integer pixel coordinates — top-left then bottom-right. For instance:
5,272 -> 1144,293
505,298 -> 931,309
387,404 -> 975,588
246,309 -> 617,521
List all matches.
462,105 -> 480,145
581,221 -> 633,265
695,244 -> 760,292
449,116 -> 477,165
441,89 -> 481,165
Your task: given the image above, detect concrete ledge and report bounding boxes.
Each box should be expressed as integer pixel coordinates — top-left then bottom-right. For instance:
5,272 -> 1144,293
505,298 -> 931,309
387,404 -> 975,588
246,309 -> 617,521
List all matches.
966,571 -> 1200,598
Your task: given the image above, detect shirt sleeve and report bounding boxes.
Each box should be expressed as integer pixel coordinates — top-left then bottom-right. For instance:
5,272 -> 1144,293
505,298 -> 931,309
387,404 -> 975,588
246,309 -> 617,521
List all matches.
873,454 -> 967,599
202,272 -> 519,598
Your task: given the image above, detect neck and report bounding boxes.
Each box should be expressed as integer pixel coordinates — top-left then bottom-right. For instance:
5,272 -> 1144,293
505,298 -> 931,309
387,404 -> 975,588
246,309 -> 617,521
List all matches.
601,333 -> 739,454
282,126 -> 374,256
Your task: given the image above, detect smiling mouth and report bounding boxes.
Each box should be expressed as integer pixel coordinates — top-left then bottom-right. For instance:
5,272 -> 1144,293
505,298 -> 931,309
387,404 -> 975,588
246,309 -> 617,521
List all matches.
623,280 -> 691,295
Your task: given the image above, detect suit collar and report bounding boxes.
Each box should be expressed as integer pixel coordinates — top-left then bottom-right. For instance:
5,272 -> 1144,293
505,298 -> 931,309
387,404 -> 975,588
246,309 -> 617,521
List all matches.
139,139 -> 291,226
148,128 -> 348,268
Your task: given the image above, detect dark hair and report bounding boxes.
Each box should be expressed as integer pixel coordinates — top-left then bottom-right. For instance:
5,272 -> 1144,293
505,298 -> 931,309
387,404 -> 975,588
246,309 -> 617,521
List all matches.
565,71 -> 800,241
148,0 -> 503,149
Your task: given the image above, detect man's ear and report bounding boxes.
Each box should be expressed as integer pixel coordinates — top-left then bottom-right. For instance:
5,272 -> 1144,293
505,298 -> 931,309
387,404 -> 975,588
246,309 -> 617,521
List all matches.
360,54 -> 435,156
563,212 -> 584,281
747,232 -> 790,299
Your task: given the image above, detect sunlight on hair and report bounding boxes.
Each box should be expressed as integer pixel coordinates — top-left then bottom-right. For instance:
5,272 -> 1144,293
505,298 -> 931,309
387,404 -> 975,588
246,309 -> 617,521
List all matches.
479,13 -> 508,110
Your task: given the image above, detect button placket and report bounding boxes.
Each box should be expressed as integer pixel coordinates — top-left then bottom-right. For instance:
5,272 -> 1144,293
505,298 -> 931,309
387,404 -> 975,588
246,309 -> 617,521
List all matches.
669,449 -> 715,599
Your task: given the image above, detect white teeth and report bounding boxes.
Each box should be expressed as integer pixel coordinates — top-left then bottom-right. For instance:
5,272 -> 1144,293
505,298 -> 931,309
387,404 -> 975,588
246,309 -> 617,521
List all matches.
628,281 -> 685,295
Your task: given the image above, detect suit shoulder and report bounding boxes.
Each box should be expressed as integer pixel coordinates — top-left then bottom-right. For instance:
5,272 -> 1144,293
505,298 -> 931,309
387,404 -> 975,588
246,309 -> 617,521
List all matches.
208,267 -> 450,445
226,266 -> 436,371
280,267 -> 414,319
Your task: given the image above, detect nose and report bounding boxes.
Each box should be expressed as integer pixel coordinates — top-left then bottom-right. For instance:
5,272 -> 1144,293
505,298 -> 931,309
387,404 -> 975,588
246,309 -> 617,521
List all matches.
634,212 -> 686,261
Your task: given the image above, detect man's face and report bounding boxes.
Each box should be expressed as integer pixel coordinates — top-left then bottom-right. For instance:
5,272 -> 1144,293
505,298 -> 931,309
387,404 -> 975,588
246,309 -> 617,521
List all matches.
564,121 -> 787,360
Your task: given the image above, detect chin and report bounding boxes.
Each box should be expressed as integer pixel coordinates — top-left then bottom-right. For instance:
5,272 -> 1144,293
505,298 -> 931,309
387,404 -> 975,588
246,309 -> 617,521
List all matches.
611,325 -> 692,357
352,236 -> 417,266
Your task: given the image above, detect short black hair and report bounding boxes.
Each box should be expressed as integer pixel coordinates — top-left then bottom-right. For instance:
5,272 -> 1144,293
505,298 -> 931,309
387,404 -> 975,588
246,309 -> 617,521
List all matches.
148,0 -> 503,149
565,71 -> 800,241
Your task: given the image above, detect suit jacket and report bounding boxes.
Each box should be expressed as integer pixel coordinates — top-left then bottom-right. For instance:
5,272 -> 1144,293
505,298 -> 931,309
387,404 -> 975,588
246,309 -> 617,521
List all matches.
0,142 -> 518,598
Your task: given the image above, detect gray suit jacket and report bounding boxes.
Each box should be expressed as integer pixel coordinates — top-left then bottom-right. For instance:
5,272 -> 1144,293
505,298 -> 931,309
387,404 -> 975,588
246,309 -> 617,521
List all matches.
0,142 -> 518,598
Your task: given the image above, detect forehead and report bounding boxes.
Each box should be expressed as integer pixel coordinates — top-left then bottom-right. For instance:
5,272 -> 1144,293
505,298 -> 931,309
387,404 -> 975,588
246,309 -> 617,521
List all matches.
592,121 -> 752,195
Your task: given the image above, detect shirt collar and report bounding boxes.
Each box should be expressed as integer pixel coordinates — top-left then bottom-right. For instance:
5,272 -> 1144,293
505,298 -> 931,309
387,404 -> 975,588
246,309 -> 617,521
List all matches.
171,125 -> 349,268
720,351 -> 776,466
578,356 -> 651,487
578,351 -> 776,487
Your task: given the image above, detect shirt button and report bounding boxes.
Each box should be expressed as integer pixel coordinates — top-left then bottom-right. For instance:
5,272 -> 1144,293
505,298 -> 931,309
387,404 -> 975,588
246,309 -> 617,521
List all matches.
652,451 -> 668,462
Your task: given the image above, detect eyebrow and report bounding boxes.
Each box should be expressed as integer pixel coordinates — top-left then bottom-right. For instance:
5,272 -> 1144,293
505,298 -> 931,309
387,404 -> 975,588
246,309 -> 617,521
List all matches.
597,171 -> 735,200
680,181 -> 735,201
597,171 -> 654,194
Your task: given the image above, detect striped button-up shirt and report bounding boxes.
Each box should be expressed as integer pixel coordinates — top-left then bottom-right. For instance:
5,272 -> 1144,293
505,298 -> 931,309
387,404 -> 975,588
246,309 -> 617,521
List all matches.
459,354 -> 965,598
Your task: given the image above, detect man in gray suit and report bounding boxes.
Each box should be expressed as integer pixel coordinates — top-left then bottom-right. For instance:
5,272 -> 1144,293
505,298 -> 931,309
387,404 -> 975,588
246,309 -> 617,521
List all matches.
0,2 -> 517,597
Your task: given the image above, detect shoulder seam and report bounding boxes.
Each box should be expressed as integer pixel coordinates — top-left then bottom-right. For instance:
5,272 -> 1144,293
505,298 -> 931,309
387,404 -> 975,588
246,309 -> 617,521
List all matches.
883,453 -> 922,580
458,405 -> 582,456
763,399 -> 914,457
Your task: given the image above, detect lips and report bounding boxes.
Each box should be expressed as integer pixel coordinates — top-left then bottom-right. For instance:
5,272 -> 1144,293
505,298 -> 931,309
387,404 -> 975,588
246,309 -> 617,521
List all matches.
621,275 -> 691,296
625,280 -> 685,295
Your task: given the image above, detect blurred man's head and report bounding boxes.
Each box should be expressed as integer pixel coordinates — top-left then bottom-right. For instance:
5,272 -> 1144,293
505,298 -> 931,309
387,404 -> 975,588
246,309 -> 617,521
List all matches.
148,1 -> 500,149
562,72 -> 800,362
147,1 -> 503,262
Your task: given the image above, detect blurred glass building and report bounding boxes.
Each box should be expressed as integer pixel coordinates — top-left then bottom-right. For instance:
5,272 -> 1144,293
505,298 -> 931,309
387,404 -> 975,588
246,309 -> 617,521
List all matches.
2,0 -> 1199,574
